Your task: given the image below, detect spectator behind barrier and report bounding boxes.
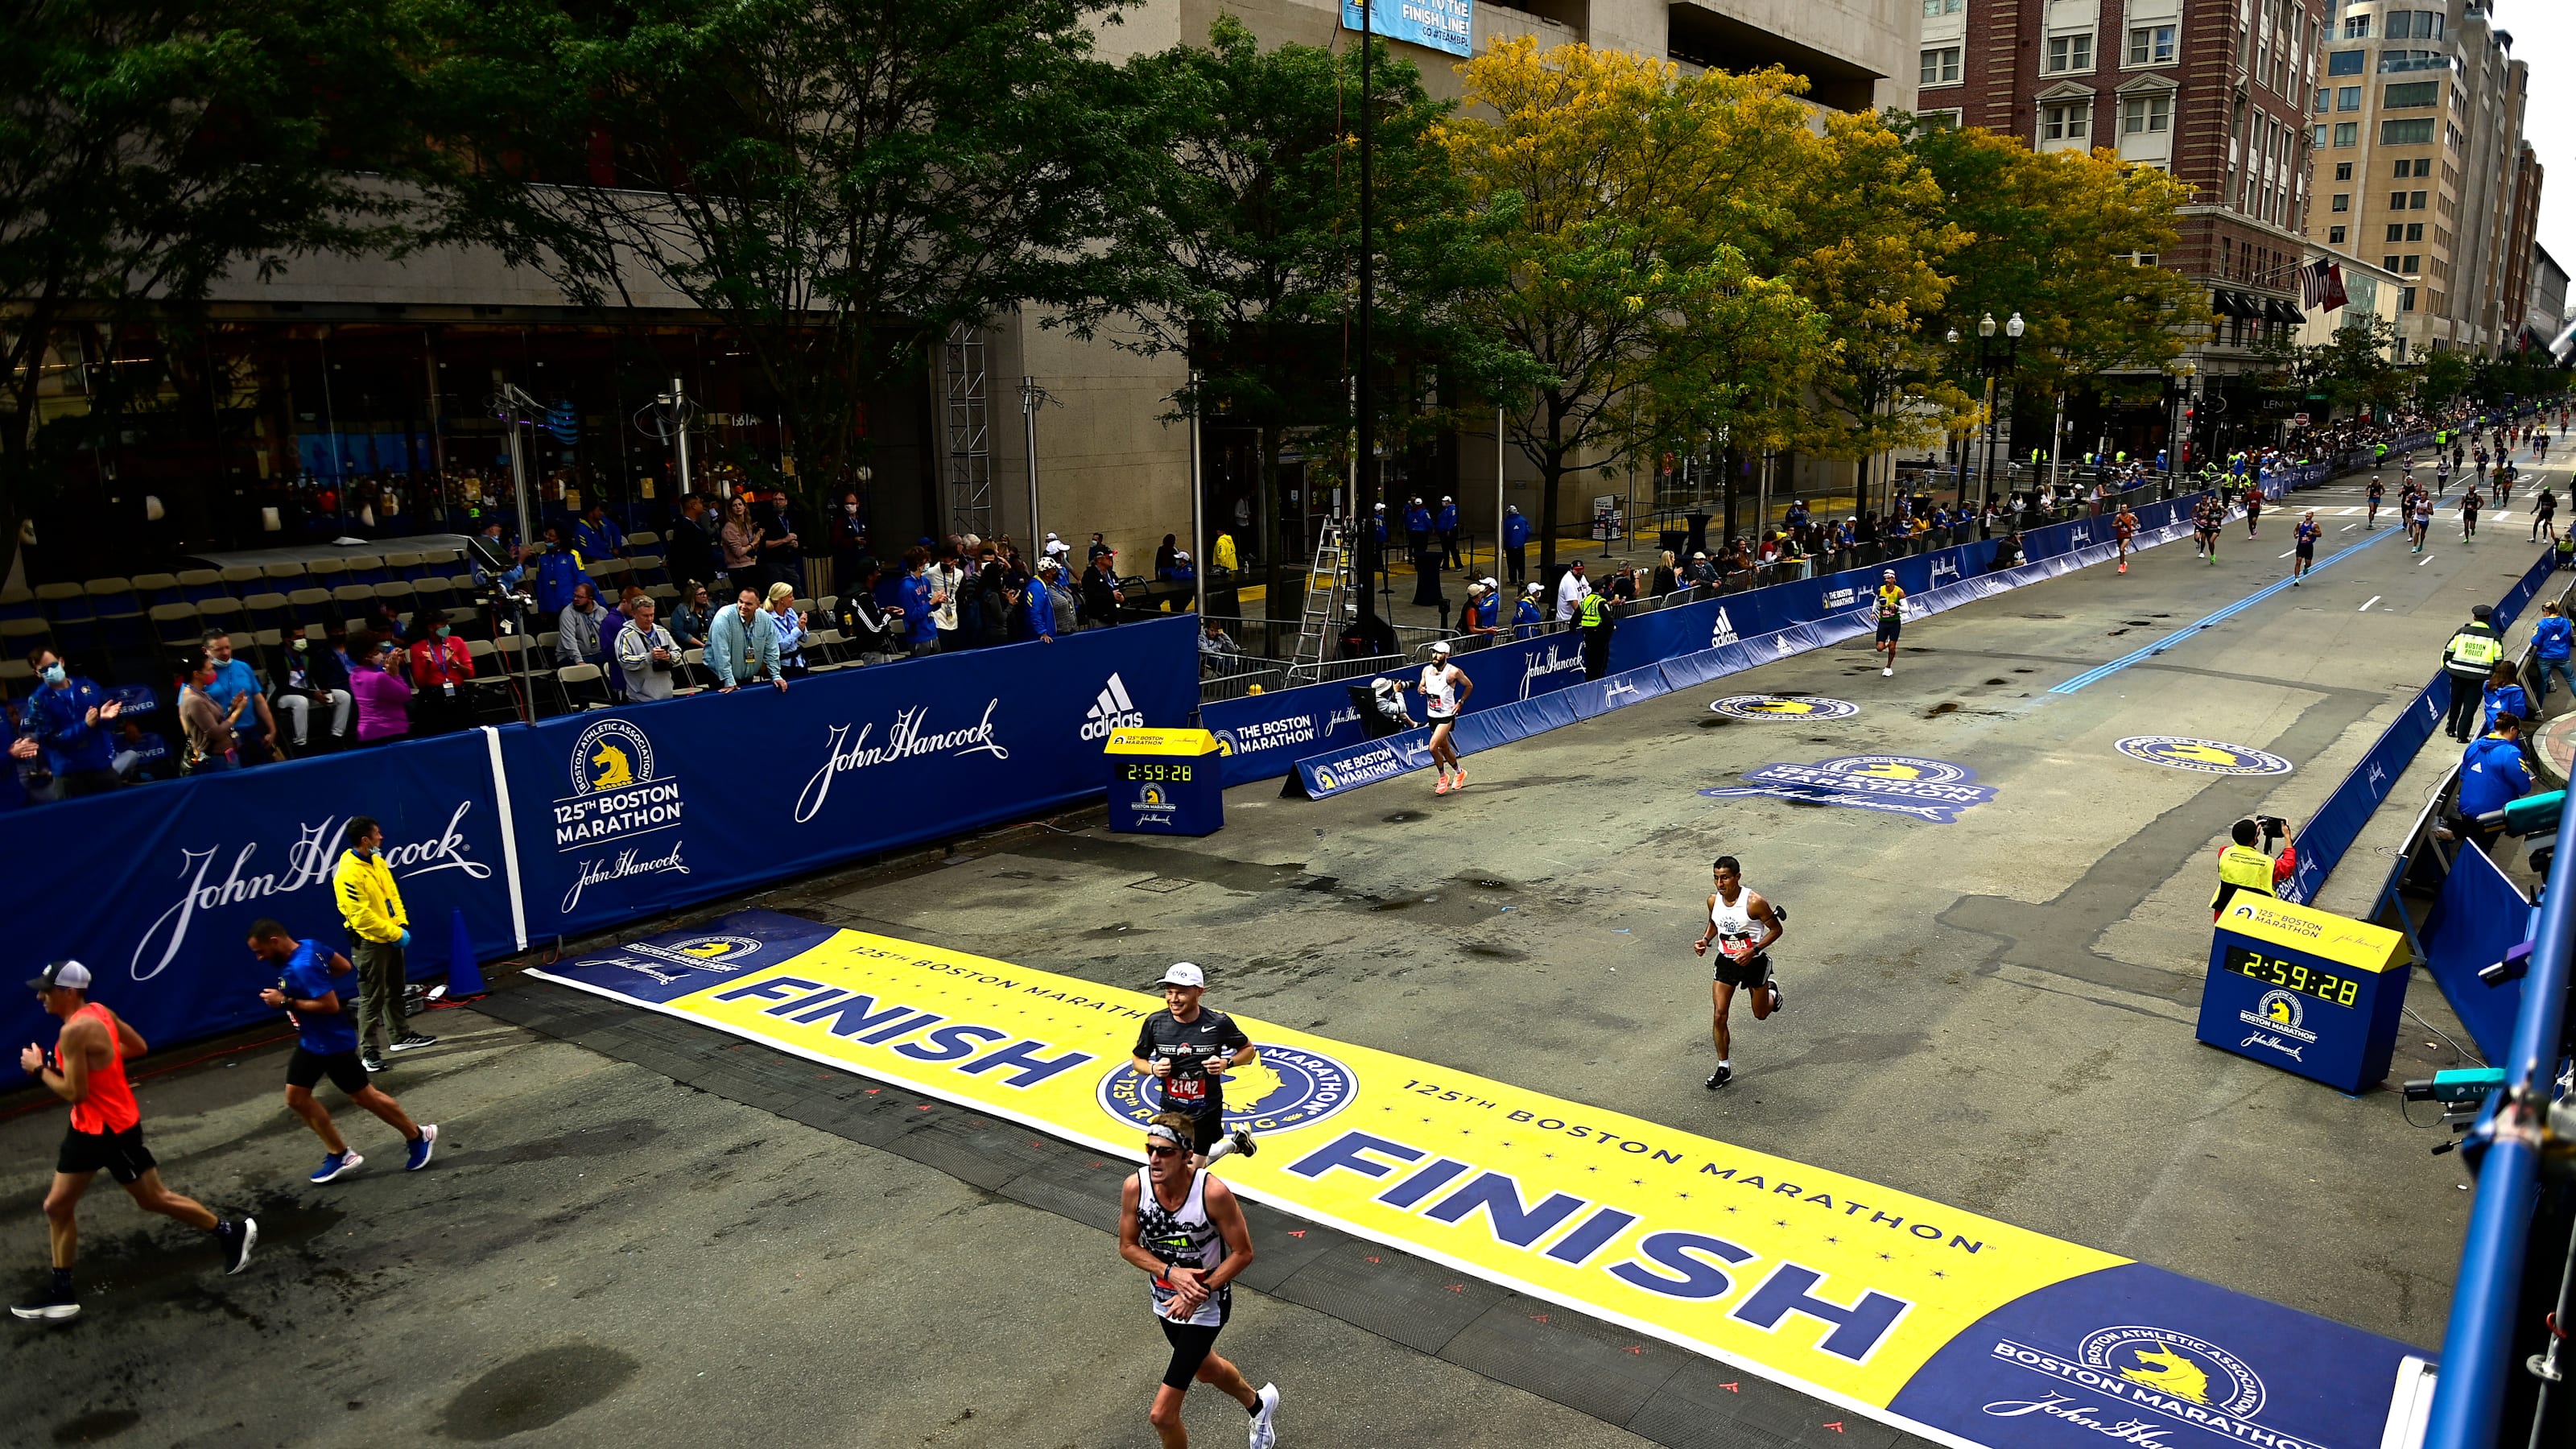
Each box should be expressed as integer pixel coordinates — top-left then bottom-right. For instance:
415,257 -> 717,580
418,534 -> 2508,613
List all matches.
706,587 -> 786,693
349,638 -> 413,745
556,583 -> 608,671
407,611 -> 475,737
272,631 -> 353,753
617,597 -> 680,702
202,630 -> 279,764
175,648 -> 238,775
668,582 -> 716,650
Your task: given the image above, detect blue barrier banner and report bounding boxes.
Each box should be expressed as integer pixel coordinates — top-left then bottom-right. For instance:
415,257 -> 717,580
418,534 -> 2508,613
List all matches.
0,731 -> 520,1061
497,617 -> 1197,939
2421,840 -> 2530,1061
1202,677 -> 1377,788
2281,681 -> 2446,907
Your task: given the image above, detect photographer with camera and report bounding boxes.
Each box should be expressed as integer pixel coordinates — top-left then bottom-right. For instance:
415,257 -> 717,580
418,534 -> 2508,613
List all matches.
613,597 -> 681,703
2211,815 -> 2297,918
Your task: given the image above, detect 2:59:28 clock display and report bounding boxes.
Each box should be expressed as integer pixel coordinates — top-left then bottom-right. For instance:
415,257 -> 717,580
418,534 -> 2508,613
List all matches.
1117,762 -> 1194,783
2222,945 -> 2359,1007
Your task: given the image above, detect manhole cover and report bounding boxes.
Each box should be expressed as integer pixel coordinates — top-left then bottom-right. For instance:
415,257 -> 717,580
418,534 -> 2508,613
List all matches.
1128,877 -> 1195,894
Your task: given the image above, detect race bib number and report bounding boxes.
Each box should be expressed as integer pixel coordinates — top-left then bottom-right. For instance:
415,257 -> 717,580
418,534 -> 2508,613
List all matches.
1719,935 -> 1753,960
1164,1071 -> 1209,1108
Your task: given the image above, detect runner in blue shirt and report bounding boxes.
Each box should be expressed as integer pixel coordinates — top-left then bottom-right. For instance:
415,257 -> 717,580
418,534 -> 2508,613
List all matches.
248,920 -> 436,1183
2290,510 -> 2320,585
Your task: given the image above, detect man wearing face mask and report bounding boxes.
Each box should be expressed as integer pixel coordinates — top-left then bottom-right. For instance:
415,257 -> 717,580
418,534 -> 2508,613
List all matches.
270,630 -> 354,753
332,816 -> 436,1072
200,630 -> 281,764
407,613 -> 476,735
20,648 -> 122,799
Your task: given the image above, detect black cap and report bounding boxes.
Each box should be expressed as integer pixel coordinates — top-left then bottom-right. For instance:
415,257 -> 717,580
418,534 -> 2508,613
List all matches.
27,960 -> 93,993
2473,605 -> 2493,620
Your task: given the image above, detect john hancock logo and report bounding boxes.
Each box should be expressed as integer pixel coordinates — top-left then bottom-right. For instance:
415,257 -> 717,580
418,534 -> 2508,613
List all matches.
1984,1325 -> 2323,1449
1098,1044 -> 1357,1136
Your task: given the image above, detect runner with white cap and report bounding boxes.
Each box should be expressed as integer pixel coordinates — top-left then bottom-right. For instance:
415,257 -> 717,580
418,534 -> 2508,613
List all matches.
1131,964 -> 1258,1167
1404,639 -> 1474,795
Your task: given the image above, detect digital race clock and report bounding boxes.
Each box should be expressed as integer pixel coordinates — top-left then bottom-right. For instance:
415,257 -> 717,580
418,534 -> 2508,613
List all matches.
2196,896 -> 2409,1093
2220,944 -> 2361,1008
1116,762 -> 1195,784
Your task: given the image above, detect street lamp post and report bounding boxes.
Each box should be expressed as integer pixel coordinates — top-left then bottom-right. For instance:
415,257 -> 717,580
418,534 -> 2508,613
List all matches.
1962,312 -> 2025,514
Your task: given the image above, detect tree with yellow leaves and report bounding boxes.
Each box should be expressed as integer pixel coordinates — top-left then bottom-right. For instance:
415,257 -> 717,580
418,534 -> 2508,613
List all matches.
1440,39 -> 1830,570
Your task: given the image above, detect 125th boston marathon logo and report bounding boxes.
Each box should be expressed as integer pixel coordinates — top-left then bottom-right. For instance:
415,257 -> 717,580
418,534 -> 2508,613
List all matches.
1700,753 -> 1996,824
1707,696 -> 1860,723
555,719 -> 690,912
2113,737 -> 2293,777
1099,1045 -> 1357,1136
1982,1325 -> 2319,1449
2238,989 -> 2317,1062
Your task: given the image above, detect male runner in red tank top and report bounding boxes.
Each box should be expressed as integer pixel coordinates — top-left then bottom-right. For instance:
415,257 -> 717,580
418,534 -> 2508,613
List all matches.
12,960 -> 254,1323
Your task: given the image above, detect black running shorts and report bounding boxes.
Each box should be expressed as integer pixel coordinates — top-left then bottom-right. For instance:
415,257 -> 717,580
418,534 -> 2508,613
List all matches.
1875,617 -> 1901,644
2295,543 -> 2314,559
56,1124 -> 155,1184
1159,1315 -> 1229,1389
1176,1108 -> 1224,1158
287,1047 -> 372,1095
1712,952 -> 1773,990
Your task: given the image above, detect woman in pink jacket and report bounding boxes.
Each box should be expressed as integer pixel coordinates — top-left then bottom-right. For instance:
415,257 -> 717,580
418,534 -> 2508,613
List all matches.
349,638 -> 414,745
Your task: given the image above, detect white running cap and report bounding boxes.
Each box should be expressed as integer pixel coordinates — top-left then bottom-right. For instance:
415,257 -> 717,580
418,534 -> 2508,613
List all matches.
1155,962 -> 1206,989
1430,640 -> 1451,654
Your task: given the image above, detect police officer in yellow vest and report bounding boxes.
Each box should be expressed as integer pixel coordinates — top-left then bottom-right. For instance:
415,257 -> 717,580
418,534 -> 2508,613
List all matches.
1576,588 -> 1613,681
2211,815 -> 2293,919
2442,604 -> 2506,742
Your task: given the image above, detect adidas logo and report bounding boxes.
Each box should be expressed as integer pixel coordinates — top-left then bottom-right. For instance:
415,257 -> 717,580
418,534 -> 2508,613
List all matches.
1081,672 -> 1147,741
1709,609 -> 1738,647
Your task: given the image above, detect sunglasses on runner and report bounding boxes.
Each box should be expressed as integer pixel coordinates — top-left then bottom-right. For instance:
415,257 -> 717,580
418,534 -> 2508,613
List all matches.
1145,1145 -> 1186,1159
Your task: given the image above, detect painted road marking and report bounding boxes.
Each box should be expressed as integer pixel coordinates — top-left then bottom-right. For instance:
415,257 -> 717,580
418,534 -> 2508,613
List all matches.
530,910 -> 2423,1449
2421,555 -> 2436,566
2359,596 -> 2381,613
2050,527 -> 2396,694
2339,507 -> 2361,515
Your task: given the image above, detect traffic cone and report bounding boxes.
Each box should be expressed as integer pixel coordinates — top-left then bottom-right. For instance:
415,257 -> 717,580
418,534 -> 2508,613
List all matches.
444,906 -> 489,1001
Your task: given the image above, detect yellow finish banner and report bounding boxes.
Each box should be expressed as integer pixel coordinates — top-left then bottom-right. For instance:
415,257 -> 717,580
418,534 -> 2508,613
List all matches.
532,910 -> 2421,1449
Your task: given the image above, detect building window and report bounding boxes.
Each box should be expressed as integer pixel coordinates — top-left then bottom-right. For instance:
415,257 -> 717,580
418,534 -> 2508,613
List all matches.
2041,101 -> 2091,142
2411,157 -> 2432,178
2389,192 -> 2409,210
1915,109 -> 1963,130
2329,225 -> 2347,243
1922,0 -> 1963,13
2330,193 -> 2348,212
2380,118 -> 2437,145
2313,86 -> 2329,114
2385,224 -> 2405,242
2128,26 -> 2178,65
1920,47 -> 1962,85
2401,287 -> 2417,312
2342,15 -> 2370,38
2379,51 -> 2448,74
2332,122 -> 2359,147
2047,34 -> 2095,73
2382,80 -> 2441,109
2327,50 -> 2363,76
2123,93 -> 2173,134
2337,86 -> 2361,111
2385,10 -> 2444,41
2410,190 -> 2427,208
2405,223 -> 2424,242
2334,162 -> 2352,181
2402,255 -> 2421,274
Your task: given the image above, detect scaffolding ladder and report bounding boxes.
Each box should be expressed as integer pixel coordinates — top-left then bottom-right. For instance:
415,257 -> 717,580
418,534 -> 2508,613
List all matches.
1290,517 -> 1352,675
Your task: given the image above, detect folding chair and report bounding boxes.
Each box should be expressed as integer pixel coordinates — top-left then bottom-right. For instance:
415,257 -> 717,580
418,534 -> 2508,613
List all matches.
342,555 -> 386,588
35,584 -> 90,653
176,568 -> 227,603
0,658 -> 34,703
304,558 -> 348,587
129,573 -> 183,609
242,592 -> 294,638
672,646 -> 708,696
192,597 -> 245,646
555,663 -> 613,712
85,578 -> 143,650
262,562 -> 307,586
218,566 -> 265,595
287,588 -> 335,632
382,551 -> 424,583
626,530 -> 661,549
1,617 -> 54,663
148,602 -> 201,653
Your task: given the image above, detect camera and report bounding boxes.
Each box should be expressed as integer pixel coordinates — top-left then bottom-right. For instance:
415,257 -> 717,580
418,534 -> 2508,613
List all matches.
2256,815 -> 2288,840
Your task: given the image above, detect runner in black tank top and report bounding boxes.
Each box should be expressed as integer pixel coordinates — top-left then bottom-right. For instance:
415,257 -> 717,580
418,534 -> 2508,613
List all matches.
1120,1113 -> 1280,1449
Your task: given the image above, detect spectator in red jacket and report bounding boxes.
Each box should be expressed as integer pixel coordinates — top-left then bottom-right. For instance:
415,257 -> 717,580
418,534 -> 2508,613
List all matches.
406,613 -> 474,736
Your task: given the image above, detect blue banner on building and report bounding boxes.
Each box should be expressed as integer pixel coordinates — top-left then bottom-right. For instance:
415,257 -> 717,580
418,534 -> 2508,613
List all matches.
1343,0 -> 1473,56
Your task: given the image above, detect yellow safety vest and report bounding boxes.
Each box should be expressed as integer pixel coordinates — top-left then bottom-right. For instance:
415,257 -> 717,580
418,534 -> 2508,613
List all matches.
1578,594 -> 1608,628
2446,628 -> 2504,671
2211,844 -> 2276,908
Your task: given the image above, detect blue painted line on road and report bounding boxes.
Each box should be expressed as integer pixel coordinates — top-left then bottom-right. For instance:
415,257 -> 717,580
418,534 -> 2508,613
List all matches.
2048,526 -> 2397,695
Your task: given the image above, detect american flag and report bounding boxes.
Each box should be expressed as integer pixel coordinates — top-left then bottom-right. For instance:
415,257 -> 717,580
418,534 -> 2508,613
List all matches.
2301,258 -> 2349,313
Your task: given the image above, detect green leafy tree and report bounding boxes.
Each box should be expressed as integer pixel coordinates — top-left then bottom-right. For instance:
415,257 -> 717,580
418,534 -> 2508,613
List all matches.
2415,349 -> 2473,411
420,0 -> 1156,525
1067,20 -> 1525,625
1,0 -> 416,580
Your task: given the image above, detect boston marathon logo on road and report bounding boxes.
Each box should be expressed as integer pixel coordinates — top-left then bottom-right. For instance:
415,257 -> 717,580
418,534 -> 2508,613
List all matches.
1979,1323 -> 2326,1449
1097,1045 -> 1357,1136
1709,696 -> 1860,723
1700,753 -> 1997,824
2113,736 -> 2293,777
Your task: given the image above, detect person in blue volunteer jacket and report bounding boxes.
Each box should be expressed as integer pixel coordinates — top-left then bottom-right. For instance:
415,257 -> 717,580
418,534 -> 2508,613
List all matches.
2457,715 -> 2533,854
1022,559 -> 1059,642
1513,582 -> 1544,641
2481,662 -> 2532,737
1435,497 -> 1462,569
20,648 -> 122,799
1502,505 -> 1531,584
2531,599 -> 2574,707
530,523 -> 592,616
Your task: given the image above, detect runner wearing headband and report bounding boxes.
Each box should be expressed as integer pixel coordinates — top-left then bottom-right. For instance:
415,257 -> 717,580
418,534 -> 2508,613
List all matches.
1872,570 -> 1905,677
1119,1112 -> 1280,1449
1406,639 -> 1474,795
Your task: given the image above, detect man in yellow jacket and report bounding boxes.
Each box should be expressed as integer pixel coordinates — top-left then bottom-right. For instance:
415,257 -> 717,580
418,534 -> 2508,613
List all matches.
332,817 -> 436,1071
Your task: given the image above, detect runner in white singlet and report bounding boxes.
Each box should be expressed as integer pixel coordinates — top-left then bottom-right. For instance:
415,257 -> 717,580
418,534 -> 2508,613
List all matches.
1403,639 -> 1475,795
1119,1114 -> 1279,1449
1690,856 -> 1784,1090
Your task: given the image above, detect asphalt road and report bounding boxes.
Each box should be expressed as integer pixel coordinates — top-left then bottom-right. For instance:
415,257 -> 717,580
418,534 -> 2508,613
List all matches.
3,450 -> 2563,1447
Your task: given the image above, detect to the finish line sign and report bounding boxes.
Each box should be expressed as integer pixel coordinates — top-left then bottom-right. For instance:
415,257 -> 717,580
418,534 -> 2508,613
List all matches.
1700,754 -> 1997,824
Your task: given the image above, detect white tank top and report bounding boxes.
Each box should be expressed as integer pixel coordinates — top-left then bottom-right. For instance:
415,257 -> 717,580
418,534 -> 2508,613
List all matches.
1422,664 -> 1460,719
1709,890 -> 1761,960
1137,1166 -> 1229,1327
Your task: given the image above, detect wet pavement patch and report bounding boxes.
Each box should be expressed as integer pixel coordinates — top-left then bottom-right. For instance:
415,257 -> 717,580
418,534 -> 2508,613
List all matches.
437,1344 -> 639,1441
50,1409 -> 141,1444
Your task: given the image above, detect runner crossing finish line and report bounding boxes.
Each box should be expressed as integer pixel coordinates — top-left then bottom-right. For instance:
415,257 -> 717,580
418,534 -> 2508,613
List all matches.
534,911 -> 2429,1449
